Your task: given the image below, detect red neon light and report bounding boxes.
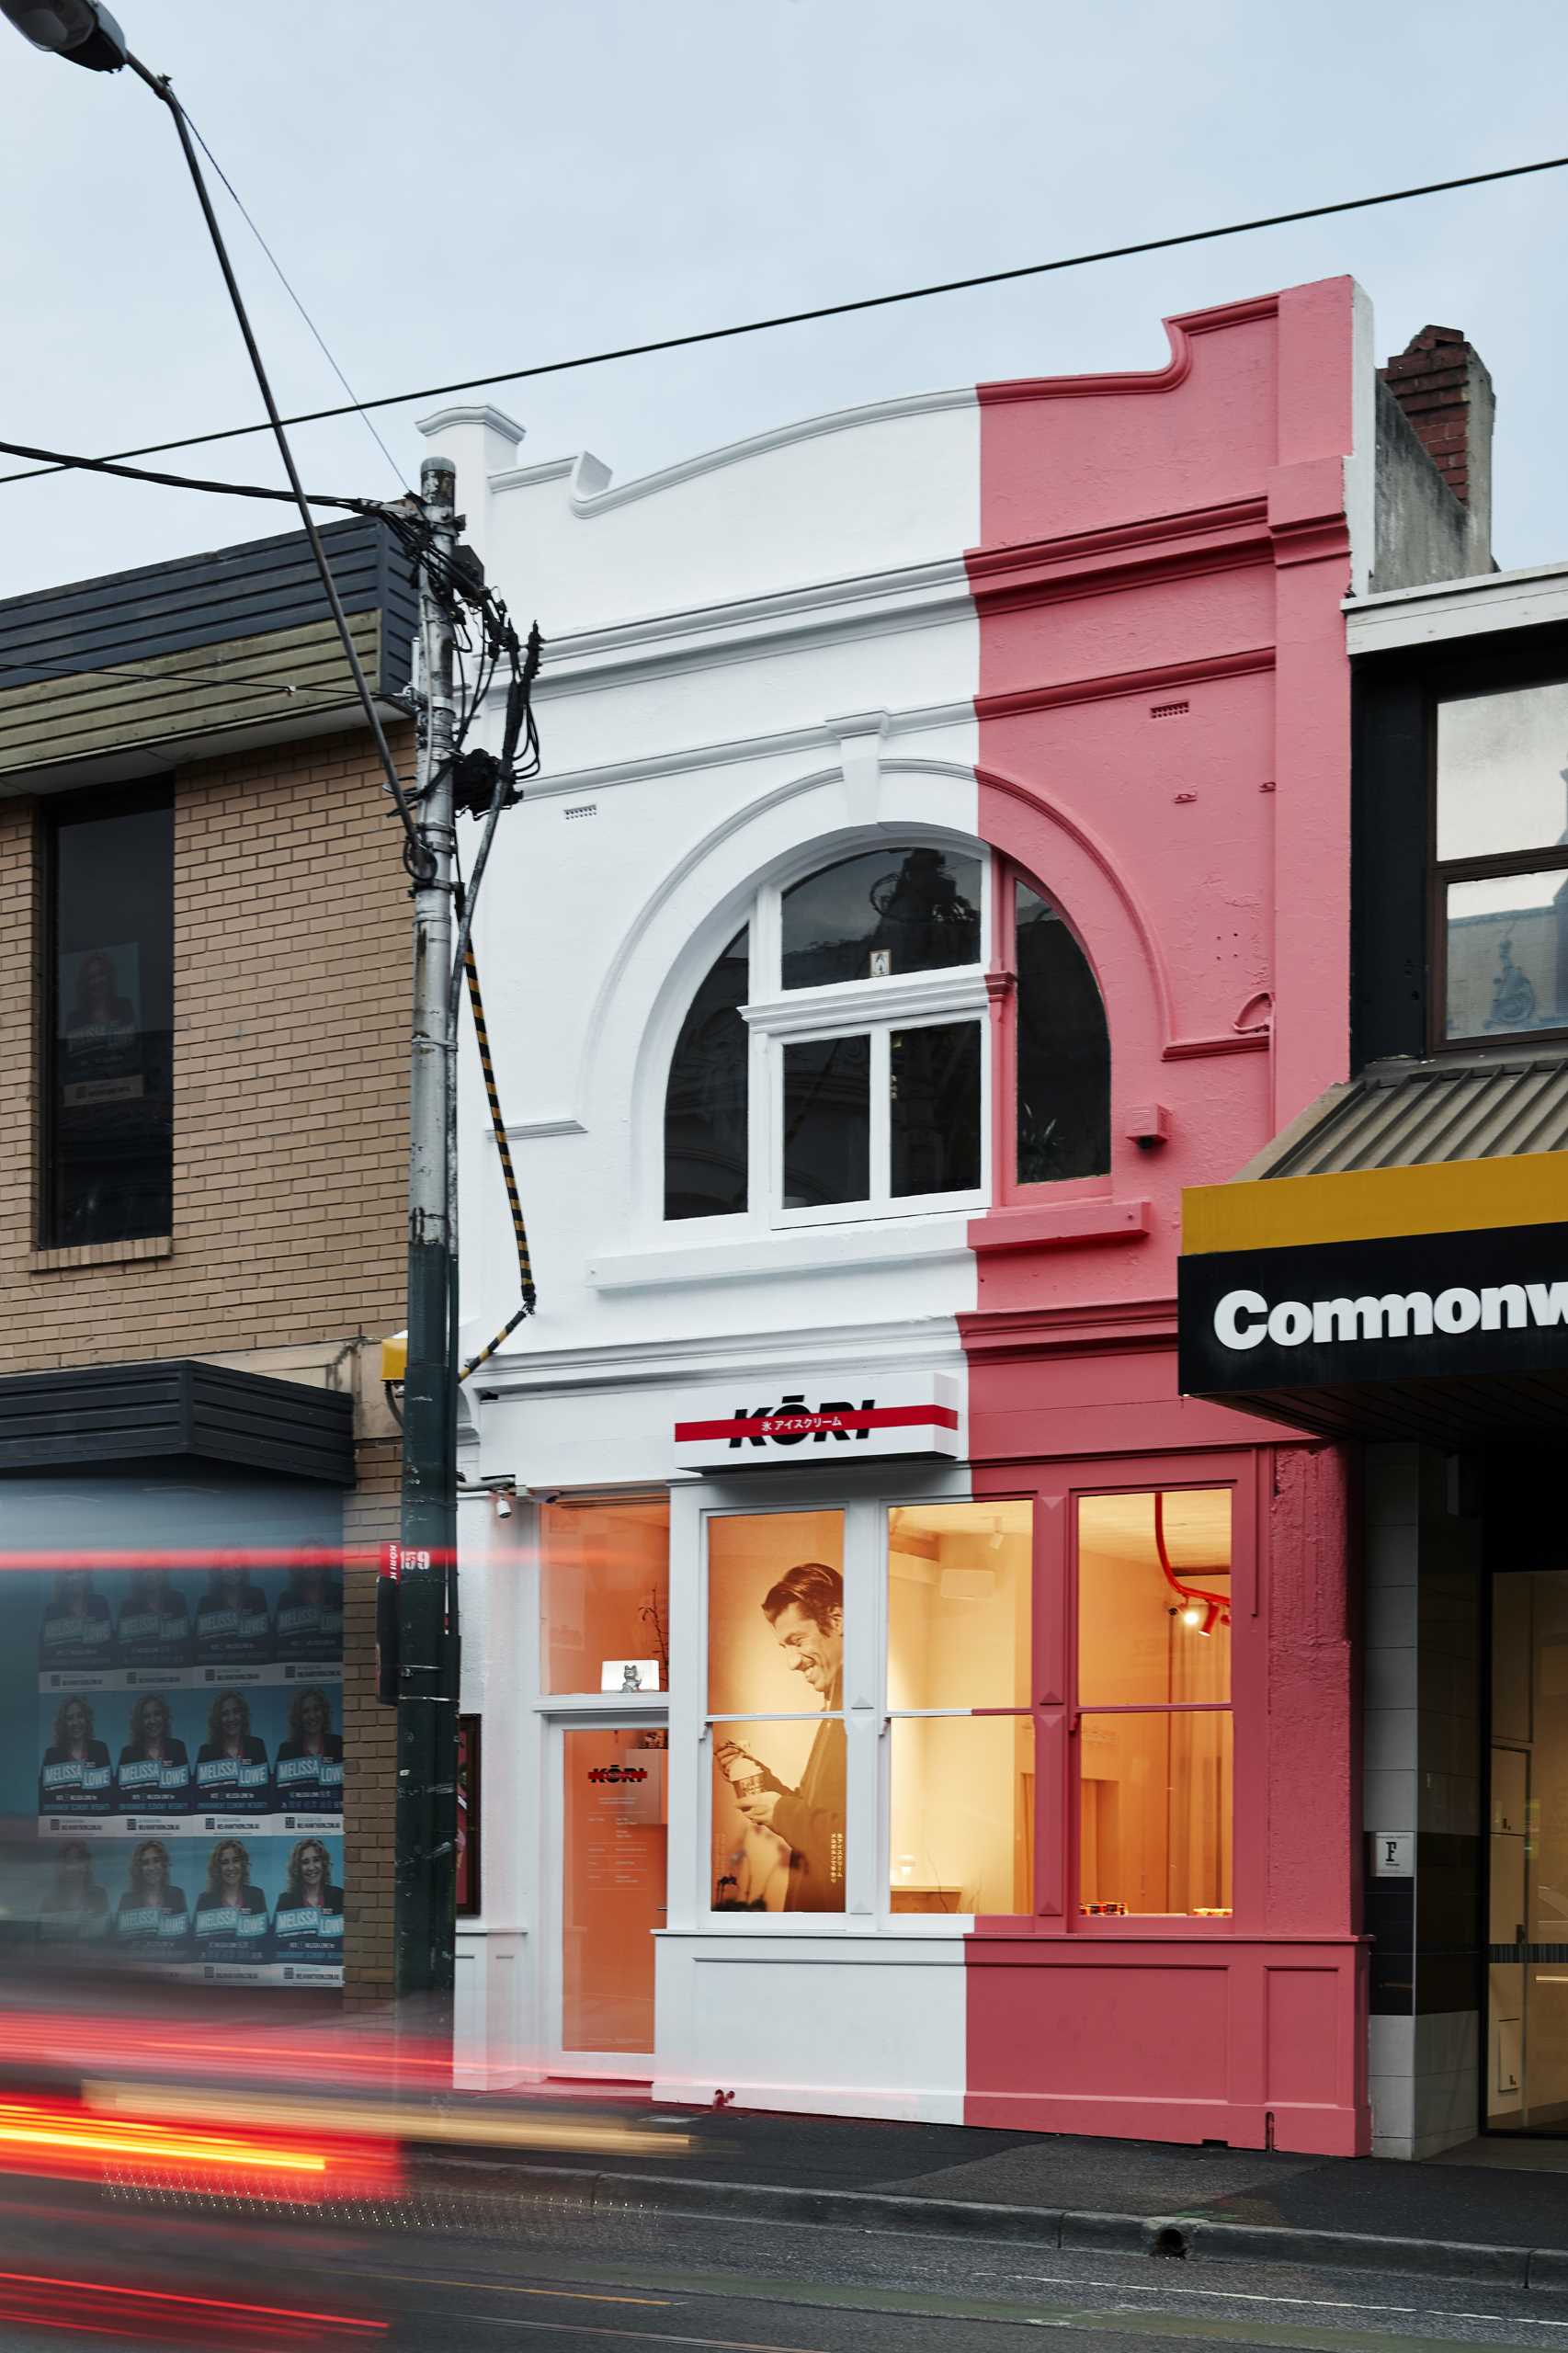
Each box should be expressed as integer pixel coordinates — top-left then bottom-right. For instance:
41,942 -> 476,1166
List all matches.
1153,1490 -> 1232,1632
0,2271 -> 385,2332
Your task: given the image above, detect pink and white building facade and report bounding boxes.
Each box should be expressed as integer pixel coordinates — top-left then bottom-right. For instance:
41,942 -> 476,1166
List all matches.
433,277 -> 1480,2154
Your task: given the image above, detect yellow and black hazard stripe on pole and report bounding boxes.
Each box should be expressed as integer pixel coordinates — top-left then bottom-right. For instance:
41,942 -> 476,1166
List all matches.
460,941 -> 537,1383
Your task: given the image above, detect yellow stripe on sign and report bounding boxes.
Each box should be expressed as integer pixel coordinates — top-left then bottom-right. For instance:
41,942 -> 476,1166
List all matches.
1182,1151 -> 1568,1256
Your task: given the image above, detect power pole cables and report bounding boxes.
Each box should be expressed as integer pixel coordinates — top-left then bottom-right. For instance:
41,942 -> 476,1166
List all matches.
394,456 -> 462,2018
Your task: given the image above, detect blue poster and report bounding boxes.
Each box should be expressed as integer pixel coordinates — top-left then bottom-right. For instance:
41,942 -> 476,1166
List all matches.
1,1474 -> 347,1987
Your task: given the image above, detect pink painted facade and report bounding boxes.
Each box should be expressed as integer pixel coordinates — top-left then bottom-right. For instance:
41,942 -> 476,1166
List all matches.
961,283 -> 1364,2152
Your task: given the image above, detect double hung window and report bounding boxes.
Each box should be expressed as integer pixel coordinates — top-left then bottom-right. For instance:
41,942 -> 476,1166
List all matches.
1436,679 -> 1568,1045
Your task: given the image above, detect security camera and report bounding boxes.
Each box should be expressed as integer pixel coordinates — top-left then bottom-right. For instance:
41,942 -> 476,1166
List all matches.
494,1493 -> 514,1519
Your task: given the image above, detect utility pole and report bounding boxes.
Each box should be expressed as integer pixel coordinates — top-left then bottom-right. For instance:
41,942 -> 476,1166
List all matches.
394,453 -> 461,2019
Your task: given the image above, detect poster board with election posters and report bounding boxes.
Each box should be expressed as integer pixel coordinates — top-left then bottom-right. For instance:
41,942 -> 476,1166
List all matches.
0,1472 -> 348,1991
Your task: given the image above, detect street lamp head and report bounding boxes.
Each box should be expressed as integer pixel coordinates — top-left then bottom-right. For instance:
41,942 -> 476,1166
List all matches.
0,0 -> 127,68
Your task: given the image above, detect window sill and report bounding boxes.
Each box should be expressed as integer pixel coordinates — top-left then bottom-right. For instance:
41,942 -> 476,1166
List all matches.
28,1234 -> 173,1274
589,1212 -> 971,1292
969,1199 -> 1151,1255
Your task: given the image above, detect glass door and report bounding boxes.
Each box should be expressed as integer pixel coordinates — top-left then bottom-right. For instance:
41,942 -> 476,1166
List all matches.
556,1722 -> 667,2073
1490,1571 -> 1568,2132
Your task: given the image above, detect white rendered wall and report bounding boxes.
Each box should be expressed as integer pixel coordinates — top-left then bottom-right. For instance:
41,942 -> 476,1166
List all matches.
427,385 -> 984,2100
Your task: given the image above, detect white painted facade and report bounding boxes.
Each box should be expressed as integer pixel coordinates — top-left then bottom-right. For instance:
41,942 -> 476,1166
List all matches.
427,391 -> 991,2111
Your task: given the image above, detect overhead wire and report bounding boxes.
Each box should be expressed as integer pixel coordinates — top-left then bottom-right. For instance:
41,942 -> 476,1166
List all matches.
117,49 -> 429,877
178,104 -> 412,498
0,433 -> 373,511
0,146 -> 1564,489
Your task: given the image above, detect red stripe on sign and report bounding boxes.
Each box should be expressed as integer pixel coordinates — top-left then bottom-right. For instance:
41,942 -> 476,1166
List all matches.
675,1404 -> 959,1442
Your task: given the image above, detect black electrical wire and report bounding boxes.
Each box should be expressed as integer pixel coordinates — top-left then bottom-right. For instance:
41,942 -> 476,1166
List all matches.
118,49 -> 430,880
2,147 -> 1564,492
179,103 -> 411,497
0,432 -> 373,511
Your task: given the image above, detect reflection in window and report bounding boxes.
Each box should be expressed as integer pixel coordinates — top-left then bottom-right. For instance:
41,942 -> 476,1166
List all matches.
1016,881 -> 1110,1184
782,1035 -> 869,1207
46,792 -> 174,1246
1076,1489 -> 1233,1918
890,1022 -> 981,1198
781,847 -> 981,989
1436,682 -> 1568,1043
1445,873 -> 1568,1040
665,927 -> 749,1219
888,1501 -> 1031,1711
539,1497 -> 670,1695
709,1512 -> 845,1915
890,1716 -> 1033,1915
1437,682 -> 1568,863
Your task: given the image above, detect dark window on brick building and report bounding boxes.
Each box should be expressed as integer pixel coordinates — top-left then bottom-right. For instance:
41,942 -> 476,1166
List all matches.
43,788 -> 174,1246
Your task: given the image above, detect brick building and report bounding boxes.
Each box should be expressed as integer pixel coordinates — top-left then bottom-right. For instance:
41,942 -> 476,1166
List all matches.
0,518 -> 414,2005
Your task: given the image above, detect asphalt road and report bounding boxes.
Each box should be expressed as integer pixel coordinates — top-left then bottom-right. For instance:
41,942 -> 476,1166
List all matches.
9,2188 -> 1568,2351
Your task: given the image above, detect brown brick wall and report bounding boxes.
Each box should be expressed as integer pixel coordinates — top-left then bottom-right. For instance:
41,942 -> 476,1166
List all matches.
0,721 -> 415,2006
0,722 -> 413,1367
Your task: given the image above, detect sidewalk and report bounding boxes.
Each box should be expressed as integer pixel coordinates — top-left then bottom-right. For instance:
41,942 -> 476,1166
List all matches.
421,2100 -> 1568,2289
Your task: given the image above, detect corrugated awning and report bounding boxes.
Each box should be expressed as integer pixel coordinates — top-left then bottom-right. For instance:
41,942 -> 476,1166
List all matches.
1249,1053 -> 1568,1181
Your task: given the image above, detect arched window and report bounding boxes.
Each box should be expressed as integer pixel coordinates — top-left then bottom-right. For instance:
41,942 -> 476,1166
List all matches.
1014,878 -> 1110,1183
663,926 -> 749,1220
662,846 -> 1109,1222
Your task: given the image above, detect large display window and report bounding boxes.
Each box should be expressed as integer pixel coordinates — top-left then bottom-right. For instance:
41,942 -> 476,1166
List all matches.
1075,1487 -> 1233,1919
697,1466 -> 1245,1931
888,1500 -> 1033,1915
708,1510 -> 846,1914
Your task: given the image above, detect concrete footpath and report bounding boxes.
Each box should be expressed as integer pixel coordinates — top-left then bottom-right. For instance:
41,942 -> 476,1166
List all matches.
421,2101 -> 1568,2290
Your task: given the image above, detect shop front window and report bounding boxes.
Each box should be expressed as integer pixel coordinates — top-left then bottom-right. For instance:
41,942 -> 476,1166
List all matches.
1075,1488 -> 1233,1918
708,1511 -> 846,1914
539,1497 -> 670,1695
888,1500 -> 1032,1915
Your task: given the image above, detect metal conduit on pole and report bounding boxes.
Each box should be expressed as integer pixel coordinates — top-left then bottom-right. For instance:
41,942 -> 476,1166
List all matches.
394,455 -> 462,2022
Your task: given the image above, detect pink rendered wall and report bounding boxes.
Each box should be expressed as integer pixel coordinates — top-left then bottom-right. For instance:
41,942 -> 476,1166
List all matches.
961,281 -> 1365,2155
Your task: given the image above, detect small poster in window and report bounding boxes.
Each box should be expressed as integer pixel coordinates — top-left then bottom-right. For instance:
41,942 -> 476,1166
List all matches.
600,1659 -> 662,1693
58,944 -> 144,1106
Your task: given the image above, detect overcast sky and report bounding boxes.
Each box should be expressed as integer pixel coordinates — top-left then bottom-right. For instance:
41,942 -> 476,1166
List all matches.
1,0 -> 1565,606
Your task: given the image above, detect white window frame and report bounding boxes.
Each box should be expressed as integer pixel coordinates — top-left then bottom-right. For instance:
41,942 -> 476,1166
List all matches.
681,1463 -> 996,1939
672,850 -> 993,1233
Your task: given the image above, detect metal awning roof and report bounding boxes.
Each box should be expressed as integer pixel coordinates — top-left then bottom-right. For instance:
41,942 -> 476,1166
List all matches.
1244,1053 -> 1568,1182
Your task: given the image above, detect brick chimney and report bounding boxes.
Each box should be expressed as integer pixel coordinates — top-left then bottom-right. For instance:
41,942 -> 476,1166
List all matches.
1380,324 -> 1494,557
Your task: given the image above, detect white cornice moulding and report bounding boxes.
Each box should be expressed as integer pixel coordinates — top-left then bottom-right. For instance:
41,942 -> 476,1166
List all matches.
742,969 -> 988,1039
418,404 -> 528,445
513,563 -> 974,707
516,710 -> 974,803
487,387 -> 975,521
587,1213 -> 971,1293
471,1314 -> 966,1396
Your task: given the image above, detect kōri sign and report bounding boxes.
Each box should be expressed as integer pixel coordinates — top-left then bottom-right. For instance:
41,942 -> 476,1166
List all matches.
673,1374 -> 960,1471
